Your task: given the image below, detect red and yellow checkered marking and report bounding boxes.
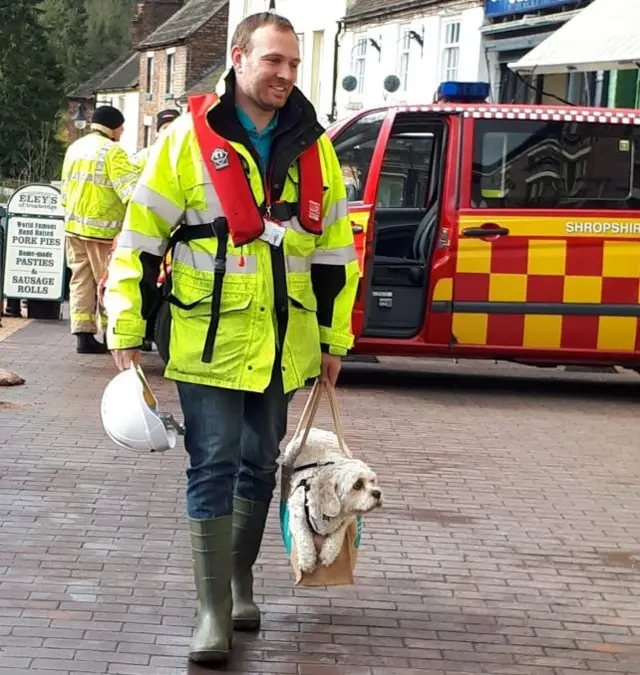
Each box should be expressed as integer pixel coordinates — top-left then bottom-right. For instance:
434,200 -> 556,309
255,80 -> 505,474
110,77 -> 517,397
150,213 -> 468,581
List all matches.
451,216 -> 640,352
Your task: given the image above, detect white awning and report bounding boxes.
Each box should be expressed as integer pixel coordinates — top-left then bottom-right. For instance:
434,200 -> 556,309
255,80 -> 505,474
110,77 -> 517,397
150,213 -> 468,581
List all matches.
509,0 -> 640,75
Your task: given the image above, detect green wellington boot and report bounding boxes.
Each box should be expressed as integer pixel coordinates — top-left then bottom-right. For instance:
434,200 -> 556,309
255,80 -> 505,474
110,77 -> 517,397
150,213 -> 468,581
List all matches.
188,516 -> 233,664
231,498 -> 269,631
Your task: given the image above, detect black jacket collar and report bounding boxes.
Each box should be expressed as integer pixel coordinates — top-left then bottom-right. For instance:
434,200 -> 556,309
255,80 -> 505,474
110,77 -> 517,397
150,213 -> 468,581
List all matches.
205,70 -> 325,202
208,68 -> 323,142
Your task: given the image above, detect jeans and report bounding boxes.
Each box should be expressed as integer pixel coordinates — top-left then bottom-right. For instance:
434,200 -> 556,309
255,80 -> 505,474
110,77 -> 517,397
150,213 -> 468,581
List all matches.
176,362 -> 292,519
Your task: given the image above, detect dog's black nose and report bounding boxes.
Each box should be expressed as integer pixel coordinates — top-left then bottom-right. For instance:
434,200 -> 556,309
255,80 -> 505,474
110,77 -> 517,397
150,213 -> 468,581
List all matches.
372,489 -> 382,500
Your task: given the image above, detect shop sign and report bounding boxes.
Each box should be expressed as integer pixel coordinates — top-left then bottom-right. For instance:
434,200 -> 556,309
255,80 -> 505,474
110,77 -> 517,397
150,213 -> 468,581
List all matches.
486,0 -> 579,18
2,184 -> 66,302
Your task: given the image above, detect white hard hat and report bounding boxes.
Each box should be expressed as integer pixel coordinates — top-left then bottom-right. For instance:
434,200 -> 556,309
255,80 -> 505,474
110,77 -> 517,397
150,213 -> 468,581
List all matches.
101,364 -> 184,453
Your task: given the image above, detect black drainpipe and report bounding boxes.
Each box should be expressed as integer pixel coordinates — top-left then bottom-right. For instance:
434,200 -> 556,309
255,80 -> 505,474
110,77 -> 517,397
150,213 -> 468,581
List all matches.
329,19 -> 345,123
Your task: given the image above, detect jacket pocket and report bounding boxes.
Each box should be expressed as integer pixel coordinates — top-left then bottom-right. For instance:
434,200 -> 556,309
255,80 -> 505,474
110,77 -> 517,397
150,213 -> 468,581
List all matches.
169,290 -> 254,373
288,282 -> 318,313
170,264 -> 214,313
175,291 -> 252,319
286,283 -> 320,380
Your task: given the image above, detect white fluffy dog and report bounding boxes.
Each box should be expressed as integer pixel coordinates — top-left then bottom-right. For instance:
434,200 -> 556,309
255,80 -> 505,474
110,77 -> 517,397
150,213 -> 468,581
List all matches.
282,427 -> 382,574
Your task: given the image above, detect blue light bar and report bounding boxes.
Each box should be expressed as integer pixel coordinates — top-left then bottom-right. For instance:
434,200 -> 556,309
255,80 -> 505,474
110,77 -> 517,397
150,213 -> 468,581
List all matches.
437,81 -> 490,103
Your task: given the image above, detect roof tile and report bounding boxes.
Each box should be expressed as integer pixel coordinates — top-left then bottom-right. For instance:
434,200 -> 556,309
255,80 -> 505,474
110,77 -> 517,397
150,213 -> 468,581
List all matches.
136,0 -> 227,49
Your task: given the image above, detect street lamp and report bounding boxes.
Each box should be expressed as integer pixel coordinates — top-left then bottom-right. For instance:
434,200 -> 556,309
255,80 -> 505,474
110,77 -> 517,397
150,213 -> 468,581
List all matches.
73,104 -> 87,131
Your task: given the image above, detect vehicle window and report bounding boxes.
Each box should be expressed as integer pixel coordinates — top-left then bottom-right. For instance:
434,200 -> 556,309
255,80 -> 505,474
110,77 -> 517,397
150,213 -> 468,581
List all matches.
331,111 -> 385,202
378,131 -> 435,208
471,119 -> 640,210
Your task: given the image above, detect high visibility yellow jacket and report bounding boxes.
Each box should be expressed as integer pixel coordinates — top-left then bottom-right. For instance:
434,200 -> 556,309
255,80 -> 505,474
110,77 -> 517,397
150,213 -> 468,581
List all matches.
132,124 -> 175,173
131,146 -> 150,173
105,73 -> 359,394
61,131 -> 140,240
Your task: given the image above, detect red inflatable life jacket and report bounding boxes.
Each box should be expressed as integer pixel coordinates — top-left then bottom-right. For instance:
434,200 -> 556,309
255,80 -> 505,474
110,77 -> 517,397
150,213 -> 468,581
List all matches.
189,94 -> 324,247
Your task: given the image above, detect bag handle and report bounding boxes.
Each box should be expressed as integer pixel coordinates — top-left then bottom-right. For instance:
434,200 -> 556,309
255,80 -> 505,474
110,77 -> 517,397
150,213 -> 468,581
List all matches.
293,379 -> 350,456
292,378 -> 321,446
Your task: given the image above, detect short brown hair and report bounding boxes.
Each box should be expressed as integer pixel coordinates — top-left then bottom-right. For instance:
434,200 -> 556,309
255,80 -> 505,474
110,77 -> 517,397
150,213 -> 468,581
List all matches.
231,12 -> 297,54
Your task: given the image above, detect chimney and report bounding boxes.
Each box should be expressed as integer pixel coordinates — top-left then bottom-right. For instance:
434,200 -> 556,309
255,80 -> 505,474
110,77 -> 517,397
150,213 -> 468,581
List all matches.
131,0 -> 185,47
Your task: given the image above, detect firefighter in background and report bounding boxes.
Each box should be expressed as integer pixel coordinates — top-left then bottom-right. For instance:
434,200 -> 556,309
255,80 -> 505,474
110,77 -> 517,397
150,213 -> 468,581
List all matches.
61,106 -> 139,354
132,108 -> 181,172
98,108 -> 181,352
105,11 -> 358,665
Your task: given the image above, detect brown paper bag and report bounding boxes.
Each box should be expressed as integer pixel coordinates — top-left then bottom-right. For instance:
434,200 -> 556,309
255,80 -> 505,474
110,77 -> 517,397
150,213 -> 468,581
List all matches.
279,380 -> 363,587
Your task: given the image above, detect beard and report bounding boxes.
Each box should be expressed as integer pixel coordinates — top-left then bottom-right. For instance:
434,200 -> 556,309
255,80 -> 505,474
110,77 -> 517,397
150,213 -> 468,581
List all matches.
253,81 -> 291,111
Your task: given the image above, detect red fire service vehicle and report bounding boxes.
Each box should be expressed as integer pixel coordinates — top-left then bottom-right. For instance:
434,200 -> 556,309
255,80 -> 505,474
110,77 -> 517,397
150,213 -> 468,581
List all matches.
328,81 -> 640,371
101,82 -> 640,373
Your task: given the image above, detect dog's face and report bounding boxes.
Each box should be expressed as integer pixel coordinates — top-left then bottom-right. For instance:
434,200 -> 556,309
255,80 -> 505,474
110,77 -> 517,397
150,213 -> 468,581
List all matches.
318,459 -> 383,518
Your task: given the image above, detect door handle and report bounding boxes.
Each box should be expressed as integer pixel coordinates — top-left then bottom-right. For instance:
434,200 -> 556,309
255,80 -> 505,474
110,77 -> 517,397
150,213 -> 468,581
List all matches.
462,224 -> 510,238
351,223 -> 364,234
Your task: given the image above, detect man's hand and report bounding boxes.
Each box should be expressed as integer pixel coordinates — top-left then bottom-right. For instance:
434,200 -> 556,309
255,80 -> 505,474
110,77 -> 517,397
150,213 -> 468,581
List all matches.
112,348 -> 141,371
321,353 -> 342,388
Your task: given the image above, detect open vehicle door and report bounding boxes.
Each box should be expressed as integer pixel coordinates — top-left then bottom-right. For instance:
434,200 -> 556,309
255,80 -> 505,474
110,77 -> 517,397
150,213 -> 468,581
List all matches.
327,110 -> 393,338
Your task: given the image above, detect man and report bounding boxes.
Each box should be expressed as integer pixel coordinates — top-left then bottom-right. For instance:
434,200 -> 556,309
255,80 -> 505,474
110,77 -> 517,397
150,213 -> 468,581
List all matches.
61,105 -> 139,353
132,108 -> 181,172
104,12 -> 358,664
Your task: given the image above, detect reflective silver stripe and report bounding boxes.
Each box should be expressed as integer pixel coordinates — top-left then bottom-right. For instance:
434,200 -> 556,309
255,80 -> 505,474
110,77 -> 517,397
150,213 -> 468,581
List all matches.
67,214 -> 120,230
117,230 -> 167,256
119,183 -> 135,203
173,243 -> 257,274
184,180 -> 223,225
95,143 -> 110,177
281,204 -> 349,235
132,184 -> 184,226
286,256 -> 312,273
66,171 -> 112,187
284,216 -> 306,235
324,198 -> 348,228
311,245 -> 357,266
113,171 -> 138,188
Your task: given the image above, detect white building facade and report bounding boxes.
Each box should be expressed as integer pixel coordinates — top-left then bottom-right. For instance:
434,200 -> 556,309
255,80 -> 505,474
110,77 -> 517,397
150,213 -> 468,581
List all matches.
94,52 -> 142,159
336,0 -> 486,120
226,0 -> 349,126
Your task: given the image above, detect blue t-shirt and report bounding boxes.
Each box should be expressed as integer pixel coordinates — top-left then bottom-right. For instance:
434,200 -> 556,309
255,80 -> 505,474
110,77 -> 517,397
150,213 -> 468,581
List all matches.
236,106 -> 279,175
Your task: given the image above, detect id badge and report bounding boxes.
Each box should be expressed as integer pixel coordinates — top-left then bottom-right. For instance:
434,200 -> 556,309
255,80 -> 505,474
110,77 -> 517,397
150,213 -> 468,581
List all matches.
259,218 -> 286,247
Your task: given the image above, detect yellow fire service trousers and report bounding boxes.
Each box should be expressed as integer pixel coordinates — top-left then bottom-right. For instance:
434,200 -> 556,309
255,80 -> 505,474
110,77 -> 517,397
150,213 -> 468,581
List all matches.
65,236 -> 112,334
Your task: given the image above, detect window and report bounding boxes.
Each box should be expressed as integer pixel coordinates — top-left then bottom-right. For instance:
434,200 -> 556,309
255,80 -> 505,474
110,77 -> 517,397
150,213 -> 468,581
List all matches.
398,24 -> 411,92
296,33 -> 305,87
471,119 -> 640,210
143,124 -> 151,148
118,96 -> 125,112
441,21 -> 460,82
352,35 -> 367,95
378,132 -> 435,209
377,114 -> 441,209
311,31 -> 324,108
332,111 -> 385,202
166,51 -> 175,95
146,54 -> 154,95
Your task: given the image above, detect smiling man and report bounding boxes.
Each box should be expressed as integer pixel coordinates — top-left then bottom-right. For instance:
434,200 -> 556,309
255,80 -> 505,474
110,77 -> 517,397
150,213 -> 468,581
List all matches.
104,11 -> 358,665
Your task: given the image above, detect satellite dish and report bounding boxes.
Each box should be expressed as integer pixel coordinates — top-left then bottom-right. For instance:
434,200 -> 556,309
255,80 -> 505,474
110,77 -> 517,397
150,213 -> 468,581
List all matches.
383,75 -> 401,94
342,75 -> 358,93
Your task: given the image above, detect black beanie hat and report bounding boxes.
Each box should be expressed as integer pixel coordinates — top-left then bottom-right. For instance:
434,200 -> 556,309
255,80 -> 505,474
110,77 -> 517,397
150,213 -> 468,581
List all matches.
157,108 -> 180,131
92,105 -> 125,130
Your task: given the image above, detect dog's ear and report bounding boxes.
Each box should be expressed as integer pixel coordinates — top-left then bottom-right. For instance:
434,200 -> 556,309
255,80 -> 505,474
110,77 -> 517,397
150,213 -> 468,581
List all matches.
320,478 -> 341,518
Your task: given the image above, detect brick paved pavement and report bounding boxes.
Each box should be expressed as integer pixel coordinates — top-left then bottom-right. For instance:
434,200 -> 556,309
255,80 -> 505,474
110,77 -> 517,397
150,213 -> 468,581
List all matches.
1,319 -> 640,674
